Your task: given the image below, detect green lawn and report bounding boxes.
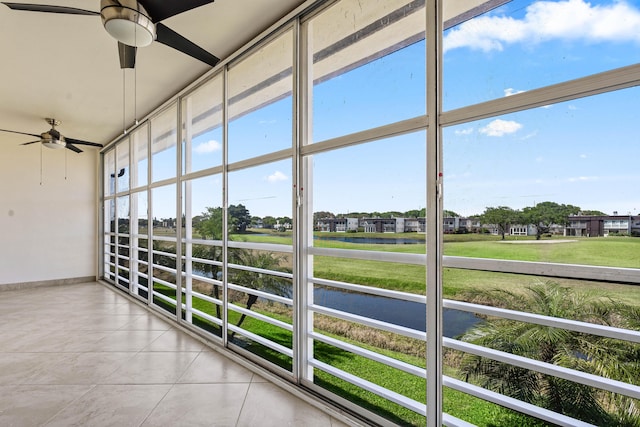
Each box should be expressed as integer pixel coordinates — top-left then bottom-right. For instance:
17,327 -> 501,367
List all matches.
147,232 -> 640,425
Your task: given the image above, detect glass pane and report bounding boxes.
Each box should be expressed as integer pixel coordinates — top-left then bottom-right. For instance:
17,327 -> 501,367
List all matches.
152,185 -> 177,238
443,87 -> 640,269
228,30 -> 293,162
131,125 -> 148,188
443,0 -> 640,111
182,74 -> 223,174
227,247 -> 293,371
104,149 -> 116,196
309,0 -> 426,142
184,174 -> 223,240
151,104 -> 178,183
228,159 -> 293,243
183,174 -> 223,335
312,132 -> 426,246
116,138 -> 129,193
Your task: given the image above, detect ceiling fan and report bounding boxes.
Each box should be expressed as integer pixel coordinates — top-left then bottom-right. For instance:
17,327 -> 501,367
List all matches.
2,0 -> 220,69
0,118 -> 103,153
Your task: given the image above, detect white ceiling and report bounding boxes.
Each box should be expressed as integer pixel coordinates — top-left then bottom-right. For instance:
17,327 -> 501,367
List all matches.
0,0 -> 306,149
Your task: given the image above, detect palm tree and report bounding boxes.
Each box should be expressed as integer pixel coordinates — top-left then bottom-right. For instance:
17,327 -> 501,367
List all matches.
458,283 -> 640,426
228,249 -> 291,336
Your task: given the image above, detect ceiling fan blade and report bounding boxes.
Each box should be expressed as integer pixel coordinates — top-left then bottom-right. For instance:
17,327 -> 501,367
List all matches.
64,137 -> 103,148
1,2 -> 98,15
20,140 -> 41,146
0,128 -> 40,138
139,0 -> 214,23
156,23 -> 219,67
65,143 -> 83,153
118,42 -> 136,69
48,128 -> 61,139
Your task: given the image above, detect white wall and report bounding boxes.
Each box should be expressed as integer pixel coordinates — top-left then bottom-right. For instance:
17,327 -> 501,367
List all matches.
0,136 -> 97,285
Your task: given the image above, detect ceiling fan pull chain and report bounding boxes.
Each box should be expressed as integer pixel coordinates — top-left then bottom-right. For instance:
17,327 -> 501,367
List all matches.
122,68 -> 127,135
134,60 -> 138,125
40,143 -> 42,185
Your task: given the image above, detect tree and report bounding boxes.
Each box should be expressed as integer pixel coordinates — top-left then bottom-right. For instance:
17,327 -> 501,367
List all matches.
580,210 -> 607,216
444,209 -> 461,218
522,201 -> 581,240
313,211 -> 335,224
192,207 -> 224,318
228,249 -> 291,336
404,208 -> 426,218
459,283 -> 640,425
194,207 -> 223,240
262,216 -> 277,229
228,204 -> 251,232
480,206 -> 520,240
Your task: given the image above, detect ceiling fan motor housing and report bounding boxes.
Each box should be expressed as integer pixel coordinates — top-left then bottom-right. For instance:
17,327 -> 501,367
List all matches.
100,0 -> 155,47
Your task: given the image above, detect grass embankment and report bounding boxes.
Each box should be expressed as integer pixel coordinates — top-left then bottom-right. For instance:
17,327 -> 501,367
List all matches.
151,232 -> 640,425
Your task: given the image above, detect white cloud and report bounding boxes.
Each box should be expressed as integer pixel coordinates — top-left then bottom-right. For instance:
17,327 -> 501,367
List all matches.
266,171 -> 288,183
444,0 -> 640,52
454,128 -> 474,136
535,156 -> 544,162
579,153 -> 587,159
194,139 -> 221,154
504,88 -> 525,96
568,176 -> 598,182
479,119 -> 522,137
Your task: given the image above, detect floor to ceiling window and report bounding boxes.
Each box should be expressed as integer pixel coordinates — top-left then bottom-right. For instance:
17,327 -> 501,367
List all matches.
101,0 -> 640,425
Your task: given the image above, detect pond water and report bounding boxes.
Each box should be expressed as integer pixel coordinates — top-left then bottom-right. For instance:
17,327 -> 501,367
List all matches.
193,268 -> 481,337
314,287 -> 481,338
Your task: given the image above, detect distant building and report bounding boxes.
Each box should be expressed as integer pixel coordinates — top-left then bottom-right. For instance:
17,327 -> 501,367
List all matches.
566,215 -> 640,237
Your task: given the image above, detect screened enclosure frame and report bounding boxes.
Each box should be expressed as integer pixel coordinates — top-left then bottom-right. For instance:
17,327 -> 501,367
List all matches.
100,1 -> 640,426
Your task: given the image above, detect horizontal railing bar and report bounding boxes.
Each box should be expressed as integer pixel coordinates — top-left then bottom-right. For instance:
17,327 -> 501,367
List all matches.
228,304 -> 293,331
228,262 -> 293,280
312,277 -> 426,303
227,240 -> 294,253
152,264 -> 177,275
309,359 -> 426,415
152,235 -> 177,243
310,304 -> 426,341
183,273 -> 222,288
444,337 -> 640,399
310,331 -> 425,378
184,288 -> 222,306
442,414 -> 476,427
309,246 -> 425,265
228,282 -> 293,306
152,290 -> 176,305
183,238 -> 223,246
137,271 -> 148,279
444,256 -> 640,284
227,324 -> 293,357
152,250 -> 177,258
188,306 -> 222,326
443,376 -> 596,427
185,256 -> 223,267
444,299 -> 640,343
152,278 -> 177,290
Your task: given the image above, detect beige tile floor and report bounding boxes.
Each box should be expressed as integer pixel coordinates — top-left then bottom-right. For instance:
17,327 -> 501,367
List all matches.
0,282 -> 355,427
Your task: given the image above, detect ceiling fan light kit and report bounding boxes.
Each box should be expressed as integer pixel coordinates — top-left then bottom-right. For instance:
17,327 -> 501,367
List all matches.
100,0 -> 155,48
41,134 -> 66,149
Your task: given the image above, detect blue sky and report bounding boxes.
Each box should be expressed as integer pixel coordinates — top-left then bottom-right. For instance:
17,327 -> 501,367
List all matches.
148,0 -> 640,220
